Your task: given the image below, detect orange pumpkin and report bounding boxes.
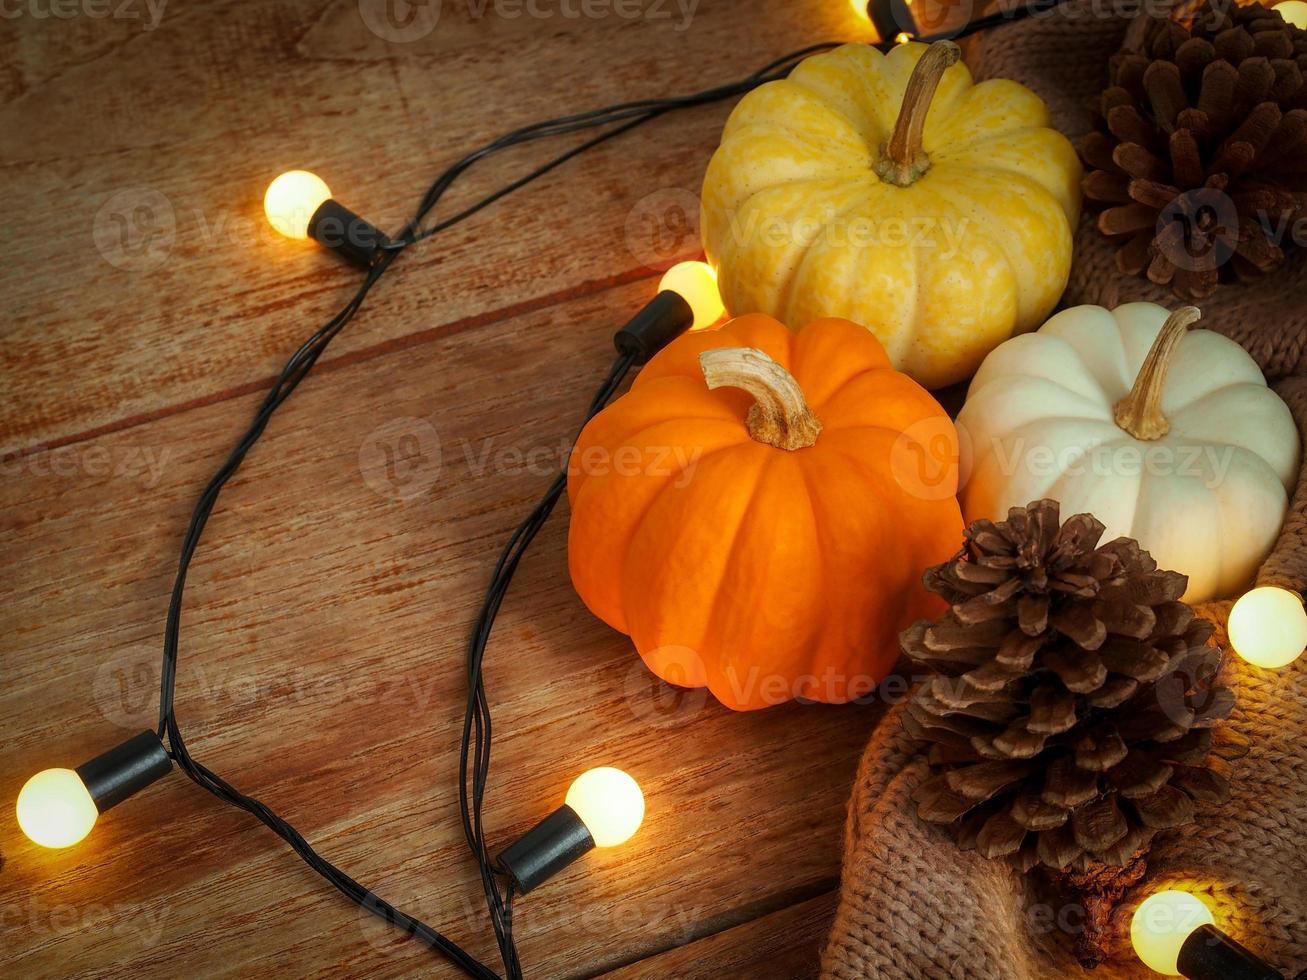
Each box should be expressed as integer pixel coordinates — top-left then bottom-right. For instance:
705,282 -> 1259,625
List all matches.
567,314 -> 963,710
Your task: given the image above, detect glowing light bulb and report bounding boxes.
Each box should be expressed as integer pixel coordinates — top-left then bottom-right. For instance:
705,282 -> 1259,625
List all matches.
895,31 -> 913,43
16,769 -> 98,849
264,170 -> 333,240
658,261 -> 725,332
565,767 -> 644,847
850,0 -> 870,23
1275,0 -> 1307,28
1228,586 -> 1307,669
1131,890 -> 1215,975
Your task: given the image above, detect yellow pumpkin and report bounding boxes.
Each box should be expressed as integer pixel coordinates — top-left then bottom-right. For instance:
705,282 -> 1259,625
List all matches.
700,41 -> 1082,389
567,314 -> 963,711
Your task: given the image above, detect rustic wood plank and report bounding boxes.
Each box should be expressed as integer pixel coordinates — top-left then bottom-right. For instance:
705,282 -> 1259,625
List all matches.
602,891 -> 839,979
0,280 -> 885,977
0,0 -> 870,455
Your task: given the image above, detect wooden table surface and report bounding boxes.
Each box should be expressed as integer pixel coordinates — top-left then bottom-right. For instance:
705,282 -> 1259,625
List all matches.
0,1 -> 890,976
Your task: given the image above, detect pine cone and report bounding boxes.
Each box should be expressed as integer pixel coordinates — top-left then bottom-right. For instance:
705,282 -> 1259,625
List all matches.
1081,2 -> 1307,300
901,499 -> 1245,868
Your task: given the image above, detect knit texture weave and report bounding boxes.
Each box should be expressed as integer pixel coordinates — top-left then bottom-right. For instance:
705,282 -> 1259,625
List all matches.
821,7 -> 1307,975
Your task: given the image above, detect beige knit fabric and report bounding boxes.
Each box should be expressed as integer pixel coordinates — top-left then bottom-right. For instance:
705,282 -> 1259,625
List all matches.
821,9 -> 1307,975
964,1 -> 1307,382
822,387 -> 1307,978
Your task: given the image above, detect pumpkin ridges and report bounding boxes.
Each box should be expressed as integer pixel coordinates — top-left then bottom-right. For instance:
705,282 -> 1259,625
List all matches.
568,381 -> 757,633
958,302 -> 1298,604
703,43 -> 1080,389
929,82 -> 1050,148
788,317 -> 891,404
928,126 -> 1083,224
806,431 -> 958,686
720,179 -> 885,326
570,315 -> 966,709
784,45 -> 896,147
567,375 -> 743,499
778,187 -> 919,364
921,168 -> 1070,336
967,330 -> 1114,407
632,313 -> 795,389
719,58 -> 874,149
696,453 -> 828,709
619,444 -> 793,711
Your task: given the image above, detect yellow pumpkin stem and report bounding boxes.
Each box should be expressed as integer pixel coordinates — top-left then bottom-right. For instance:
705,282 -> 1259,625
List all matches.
699,347 -> 822,451
1113,306 -> 1203,441
875,41 -> 961,188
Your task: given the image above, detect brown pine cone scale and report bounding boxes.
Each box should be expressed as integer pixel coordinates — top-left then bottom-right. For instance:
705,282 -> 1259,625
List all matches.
1082,2 -> 1307,300
901,499 -> 1244,879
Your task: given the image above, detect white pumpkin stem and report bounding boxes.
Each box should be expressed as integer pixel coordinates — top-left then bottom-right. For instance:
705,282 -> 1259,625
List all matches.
875,41 -> 961,188
1113,306 -> 1203,441
699,347 -> 822,451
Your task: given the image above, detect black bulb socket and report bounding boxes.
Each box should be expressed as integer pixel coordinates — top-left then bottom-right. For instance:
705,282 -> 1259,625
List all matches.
613,290 -> 693,364
866,0 -> 917,41
1178,924 -> 1284,980
308,199 -> 390,269
495,805 -> 595,894
75,731 -> 172,813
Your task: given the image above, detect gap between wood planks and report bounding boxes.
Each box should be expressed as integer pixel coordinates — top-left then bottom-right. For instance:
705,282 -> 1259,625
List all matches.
6,260 -> 687,461
597,887 -> 840,979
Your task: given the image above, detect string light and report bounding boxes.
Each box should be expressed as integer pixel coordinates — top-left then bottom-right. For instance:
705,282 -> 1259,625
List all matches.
20,5 -> 1165,979
1275,0 -> 1307,29
565,767 -> 644,847
17,732 -> 171,849
263,170 -> 333,240
1227,586 -> 1307,669
497,768 -> 645,894
16,770 -> 98,849
1131,890 -> 1287,979
863,0 -> 918,43
657,261 -> 724,331
1132,891 -> 1215,975
263,170 -> 389,267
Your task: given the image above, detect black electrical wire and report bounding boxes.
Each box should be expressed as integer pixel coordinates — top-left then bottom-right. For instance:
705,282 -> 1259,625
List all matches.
151,4 -> 1075,978
153,39 -> 833,980
459,351 -> 637,977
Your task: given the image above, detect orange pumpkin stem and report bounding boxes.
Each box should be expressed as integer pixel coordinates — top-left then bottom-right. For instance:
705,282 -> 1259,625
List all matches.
875,41 -> 961,187
1113,306 -> 1203,441
699,347 -> 822,451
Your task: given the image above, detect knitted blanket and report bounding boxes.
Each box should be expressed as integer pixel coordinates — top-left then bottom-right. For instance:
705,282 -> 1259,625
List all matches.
820,8 -> 1307,976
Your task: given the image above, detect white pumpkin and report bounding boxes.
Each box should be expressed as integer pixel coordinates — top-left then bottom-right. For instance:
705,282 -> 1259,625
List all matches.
958,303 -> 1299,602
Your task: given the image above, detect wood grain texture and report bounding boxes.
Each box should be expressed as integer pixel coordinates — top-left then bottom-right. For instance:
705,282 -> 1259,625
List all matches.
0,0 -> 869,456
0,281 -> 889,978
602,892 -> 839,979
0,2 -> 894,976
